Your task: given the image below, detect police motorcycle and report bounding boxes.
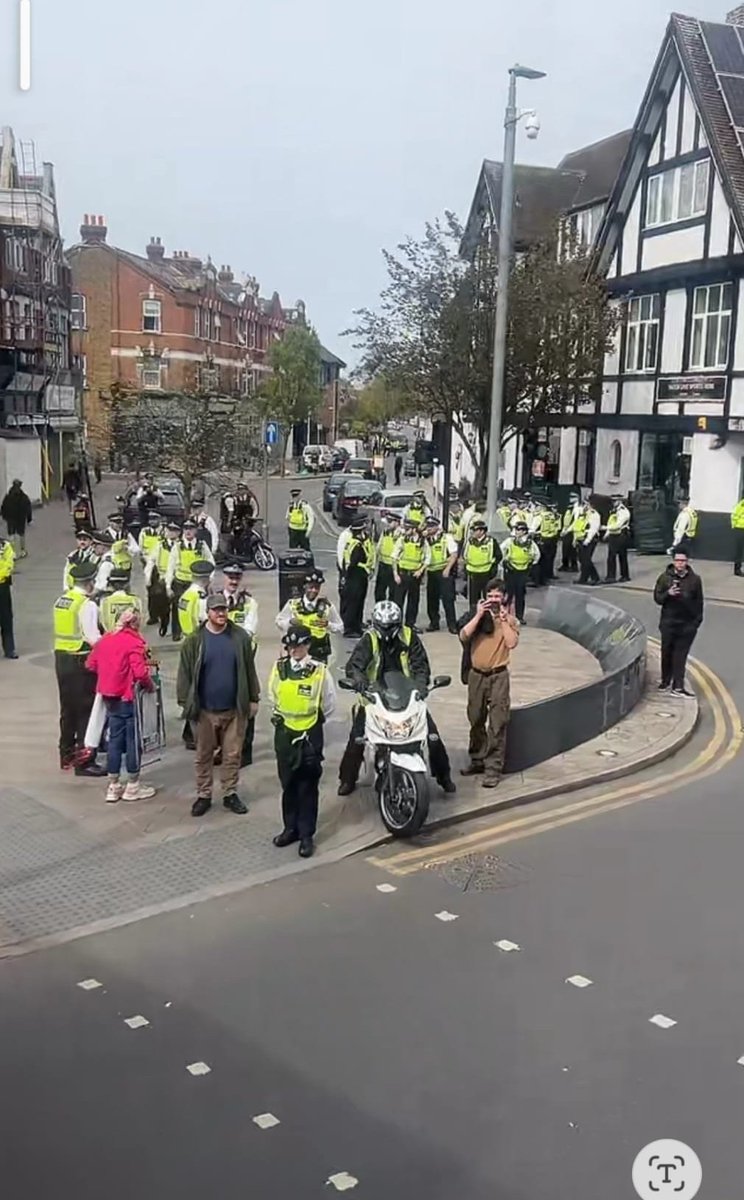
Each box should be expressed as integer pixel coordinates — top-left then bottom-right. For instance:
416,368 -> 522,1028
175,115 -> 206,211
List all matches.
227,516 -> 276,571
338,670 -> 451,837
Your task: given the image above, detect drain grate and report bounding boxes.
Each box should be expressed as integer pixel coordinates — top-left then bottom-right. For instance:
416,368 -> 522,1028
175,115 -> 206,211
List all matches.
426,852 -> 531,892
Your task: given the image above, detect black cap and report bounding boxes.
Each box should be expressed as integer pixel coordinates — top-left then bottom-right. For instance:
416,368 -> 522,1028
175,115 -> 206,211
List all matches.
166,519 -> 181,531
282,623 -> 312,647
75,528 -> 93,539
290,488 -> 301,496
182,518 -> 197,529
470,519 -> 487,531
93,530 -> 115,546
206,593 -> 228,611
351,518 -> 366,531
190,499 -> 204,509
514,521 -> 529,532
305,571 -> 324,586
424,515 -> 439,526
191,560 -> 213,578
222,563 -> 243,579
147,510 -> 161,521
107,512 -> 123,522
70,561 -> 97,582
109,569 -> 130,586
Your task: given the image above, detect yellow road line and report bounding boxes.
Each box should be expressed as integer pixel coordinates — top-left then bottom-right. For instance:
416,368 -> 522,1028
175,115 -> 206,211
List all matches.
369,654 -> 741,876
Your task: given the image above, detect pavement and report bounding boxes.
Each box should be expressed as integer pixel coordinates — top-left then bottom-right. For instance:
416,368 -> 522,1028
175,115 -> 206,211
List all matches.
608,549 -> 744,606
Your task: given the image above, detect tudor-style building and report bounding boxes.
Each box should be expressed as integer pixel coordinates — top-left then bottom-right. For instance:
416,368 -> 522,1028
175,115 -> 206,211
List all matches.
592,4 -> 744,556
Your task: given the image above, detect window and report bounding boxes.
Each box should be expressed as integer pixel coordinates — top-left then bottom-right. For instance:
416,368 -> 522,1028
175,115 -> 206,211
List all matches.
71,293 -> 86,330
690,282 -> 733,369
72,353 -> 87,387
142,298 -> 161,333
141,365 -> 162,390
214,313 -> 221,343
194,307 -> 201,337
610,440 -> 622,481
565,204 -> 604,250
645,160 -> 709,227
625,294 -> 660,371
202,308 -> 211,341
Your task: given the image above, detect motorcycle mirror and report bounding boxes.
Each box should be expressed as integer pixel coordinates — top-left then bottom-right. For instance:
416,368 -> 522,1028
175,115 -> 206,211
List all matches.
115,495 -> 125,503
337,678 -> 354,691
432,674 -> 452,689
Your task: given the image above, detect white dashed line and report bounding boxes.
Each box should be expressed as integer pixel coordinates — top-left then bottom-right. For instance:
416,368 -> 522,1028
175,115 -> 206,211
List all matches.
77,978 -> 102,990
326,1172 -> 359,1191
186,1062 -> 211,1076
253,1113 -> 281,1130
435,911 -> 459,922
494,939 -> 520,952
376,884 -> 397,894
737,1056 -> 744,1066
164,1002 -> 172,1008
649,1014 -> 677,1029
565,975 -> 593,988
123,1015 -> 149,1030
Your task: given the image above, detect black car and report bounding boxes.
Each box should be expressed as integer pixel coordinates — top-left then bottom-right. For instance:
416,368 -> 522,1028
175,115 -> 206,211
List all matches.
403,452 -> 433,478
322,471 -> 349,512
330,447 -> 350,471
120,476 -> 187,533
334,478 -> 381,526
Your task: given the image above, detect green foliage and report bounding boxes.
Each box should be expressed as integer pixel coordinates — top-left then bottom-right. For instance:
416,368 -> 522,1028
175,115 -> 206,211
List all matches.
258,325 -> 323,468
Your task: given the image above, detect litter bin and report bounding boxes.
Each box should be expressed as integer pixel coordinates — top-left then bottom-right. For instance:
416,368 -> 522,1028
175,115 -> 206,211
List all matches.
278,550 -> 315,609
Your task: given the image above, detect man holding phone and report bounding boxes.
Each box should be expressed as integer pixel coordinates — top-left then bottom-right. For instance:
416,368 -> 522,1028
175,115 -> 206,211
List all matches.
653,550 -> 704,695
458,579 -> 520,788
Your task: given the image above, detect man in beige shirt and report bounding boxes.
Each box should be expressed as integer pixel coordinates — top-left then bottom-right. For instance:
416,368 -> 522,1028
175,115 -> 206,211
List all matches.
458,577 -> 519,787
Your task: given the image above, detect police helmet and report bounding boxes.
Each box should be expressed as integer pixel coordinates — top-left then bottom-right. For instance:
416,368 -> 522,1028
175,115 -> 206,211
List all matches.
514,521 -> 529,534
282,622 -> 312,648
304,571 -> 324,587
371,599 -> 402,642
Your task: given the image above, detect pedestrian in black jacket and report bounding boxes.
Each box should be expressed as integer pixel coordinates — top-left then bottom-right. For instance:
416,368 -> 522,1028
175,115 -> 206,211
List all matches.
653,551 -> 704,696
0,479 -> 32,558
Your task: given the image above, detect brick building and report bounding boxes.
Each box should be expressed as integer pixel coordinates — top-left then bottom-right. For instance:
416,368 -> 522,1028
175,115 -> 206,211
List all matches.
67,217 -> 291,454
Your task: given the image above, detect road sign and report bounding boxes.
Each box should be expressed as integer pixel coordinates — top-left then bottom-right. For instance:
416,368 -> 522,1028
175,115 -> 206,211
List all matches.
265,421 -> 278,445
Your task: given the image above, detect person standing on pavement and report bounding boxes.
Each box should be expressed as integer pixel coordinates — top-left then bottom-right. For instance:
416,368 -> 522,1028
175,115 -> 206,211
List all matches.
92,531 -> 117,596
220,563 -> 259,636
1,479 -> 32,559
138,511 -> 163,624
424,514 -> 458,633
392,517 -> 430,629
500,521 -> 540,625
559,492 -> 581,572
269,624 -> 336,859
286,488 -> 314,550
63,462 -> 82,510
575,501 -> 601,585
462,518 -> 499,606
276,570 -> 342,663
668,498 -> 698,557
165,519 -> 214,642
339,518 -> 375,637
176,593 -> 260,818
535,504 -> 560,585
178,559 -> 213,639
85,608 -> 157,804
375,511 -> 402,602
731,495 -> 744,576
394,453 -> 403,486
0,532 -> 17,658
403,491 -> 430,528
458,578 -> 519,788
653,550 -> 704,696
53,560 -> 105,775
603,496 -> 632,583
145,519 -> 180,637
105,512 -> 138,571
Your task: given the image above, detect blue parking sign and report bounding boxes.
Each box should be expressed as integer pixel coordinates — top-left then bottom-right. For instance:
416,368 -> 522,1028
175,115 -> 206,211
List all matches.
265,421 -> 278,445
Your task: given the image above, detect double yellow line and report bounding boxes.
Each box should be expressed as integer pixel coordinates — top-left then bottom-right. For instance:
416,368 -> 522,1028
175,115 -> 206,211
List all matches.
368,652 -> 743,877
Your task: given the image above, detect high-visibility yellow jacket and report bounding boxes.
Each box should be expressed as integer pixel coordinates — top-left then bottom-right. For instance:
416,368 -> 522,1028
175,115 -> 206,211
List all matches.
0,541 -> 15,583
269,658 -> 326,731
463,537 -> 495,574
100,590 -> 142,633
53,588 -> 89,654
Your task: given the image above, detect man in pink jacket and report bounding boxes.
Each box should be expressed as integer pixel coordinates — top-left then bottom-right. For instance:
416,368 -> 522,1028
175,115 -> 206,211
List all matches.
86,610 -> 158,803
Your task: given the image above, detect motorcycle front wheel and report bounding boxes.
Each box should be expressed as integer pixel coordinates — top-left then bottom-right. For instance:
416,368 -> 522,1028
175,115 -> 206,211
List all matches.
378,767 -> 429,838
253,543 -> 276,571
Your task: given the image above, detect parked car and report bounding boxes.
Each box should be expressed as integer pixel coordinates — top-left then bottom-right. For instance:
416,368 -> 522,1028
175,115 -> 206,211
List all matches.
120,476 -> 187,533
334,477 -> 381,526
302,444 -> 332,472
403,452 -> 433,478
322,471 -> 349,512
357,489 -> 415,537
344,457 -> 387,485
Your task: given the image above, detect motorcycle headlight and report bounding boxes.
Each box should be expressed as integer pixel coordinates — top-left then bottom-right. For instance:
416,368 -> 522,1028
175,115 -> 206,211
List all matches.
377,716 -> 416,740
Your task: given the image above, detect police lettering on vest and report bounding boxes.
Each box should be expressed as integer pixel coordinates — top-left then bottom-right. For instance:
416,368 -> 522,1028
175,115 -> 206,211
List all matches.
464,538 -> 495,574
269,658 -> 326,731
100,591 -> 141,634
176,543 -> 202,583
53,590 -> 89,654
428,535 -> 450,571
397,537 -> 425,573
289,597 -> 330,642
178,586 -> 206,636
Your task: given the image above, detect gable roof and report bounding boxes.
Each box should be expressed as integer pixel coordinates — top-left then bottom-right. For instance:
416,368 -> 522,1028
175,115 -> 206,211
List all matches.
557,130 -> 633,207
594,12 -> 744,274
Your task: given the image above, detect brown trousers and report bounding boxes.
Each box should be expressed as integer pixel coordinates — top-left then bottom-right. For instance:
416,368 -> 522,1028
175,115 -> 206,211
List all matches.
466,668 -> 510,779
195,709 -> 247,798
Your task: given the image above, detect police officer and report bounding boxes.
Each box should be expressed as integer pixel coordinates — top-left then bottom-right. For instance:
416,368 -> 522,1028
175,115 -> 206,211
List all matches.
92,530 -> 116,595
604,495 -> 632,583
0,532 -> 16,658
340,518 -> 375,637
105,512 -> 138,570
53,560 -> 105,775
574,501 -> 601,585
536,504 -> 561,585
269,623 -> 336,859
462,498 -> 487,539
669,498 -> 698,557
732,495 -> 744,576
220,563 -> 259,636
165,518 -> 214,641
462,518 -> 499,605
63,528 -> 97,590
392,516 -> 430,629
138,510 -> 163,624
145,519 -> 181,637
276,570 -> 342,663
286,487 -> 314,549
375,511 -> 402,602
559,492 -> 581,572
500,521 -> 540,624
403,490 -> 430,528
178,559 -> 213,638
424,514 -> 458,633
448,501 -> 465,546
190,498 -> 219,555
337,600 -> 456,796
71,492 -> 93,534
100,568 -> 142,633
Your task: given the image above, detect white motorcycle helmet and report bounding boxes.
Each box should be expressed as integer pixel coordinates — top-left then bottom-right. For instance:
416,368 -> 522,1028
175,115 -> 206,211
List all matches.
372,600 -> 402,642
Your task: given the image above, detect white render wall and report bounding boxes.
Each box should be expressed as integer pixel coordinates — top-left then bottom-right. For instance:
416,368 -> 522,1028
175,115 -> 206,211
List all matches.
641,223 -> 705,269
558,427 -> 577,484
689,432 -> 744,510
594,428 -> 638,497
661,289 -> 686,373
709,172 -> 730,258
0,436 -> 42,504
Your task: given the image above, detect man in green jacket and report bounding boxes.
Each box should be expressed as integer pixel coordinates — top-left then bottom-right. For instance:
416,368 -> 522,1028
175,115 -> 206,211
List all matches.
177,594 -> 260,818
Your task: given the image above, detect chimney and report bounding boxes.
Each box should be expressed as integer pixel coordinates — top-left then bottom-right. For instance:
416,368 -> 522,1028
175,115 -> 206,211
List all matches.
146,236 -> 165,261
218,264 -> 234,283
727,5 -> 744,24
80,213 -> 107,244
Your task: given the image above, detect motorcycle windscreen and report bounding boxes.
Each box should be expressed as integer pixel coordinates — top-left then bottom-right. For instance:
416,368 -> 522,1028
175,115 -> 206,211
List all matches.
379,670 -> 418,712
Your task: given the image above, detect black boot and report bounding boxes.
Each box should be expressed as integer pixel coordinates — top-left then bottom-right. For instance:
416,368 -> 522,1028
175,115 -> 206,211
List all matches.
337,781 -> 355,796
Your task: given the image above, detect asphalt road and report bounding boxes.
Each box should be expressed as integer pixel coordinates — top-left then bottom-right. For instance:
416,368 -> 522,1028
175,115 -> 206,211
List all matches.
1,480 -> 742,1198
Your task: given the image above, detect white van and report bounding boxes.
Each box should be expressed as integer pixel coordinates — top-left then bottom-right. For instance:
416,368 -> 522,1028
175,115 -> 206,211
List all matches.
334,438 -> 364,459
302,444 -> 332,471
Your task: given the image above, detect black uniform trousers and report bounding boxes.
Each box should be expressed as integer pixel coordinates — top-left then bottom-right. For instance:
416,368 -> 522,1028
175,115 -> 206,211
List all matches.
660,623 -> 697,689
560,531 -> 577,572
338,705 -> 452,787
169,579 -> 188,638
55,651 -> 96,761
0,580 -> 15,656
276,720 -> 323,838
537,538 -> 558,585
375,562 -> 395,602
426,570 -> 457,630
394,570 -> 422,627
148,568 -> 168,625
503,566 -> 530,621
467,570 -> 491,607
288,528 -> 310,550
340,566 -> 368,636
577,538 -> 600,584
605,533 -> 630,582
734,529 -> 744,573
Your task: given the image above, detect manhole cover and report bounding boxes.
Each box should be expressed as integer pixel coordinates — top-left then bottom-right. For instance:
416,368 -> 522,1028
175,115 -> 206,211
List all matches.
426,853 -> 531,892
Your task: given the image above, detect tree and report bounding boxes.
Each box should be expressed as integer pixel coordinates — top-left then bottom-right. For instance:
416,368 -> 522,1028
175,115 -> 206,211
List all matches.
346,213 -> 618,493
258,324 -> 323,473
338,377 -> 411,437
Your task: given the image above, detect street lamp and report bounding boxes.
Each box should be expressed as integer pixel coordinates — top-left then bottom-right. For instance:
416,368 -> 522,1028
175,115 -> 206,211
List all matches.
486,63 -> 546,528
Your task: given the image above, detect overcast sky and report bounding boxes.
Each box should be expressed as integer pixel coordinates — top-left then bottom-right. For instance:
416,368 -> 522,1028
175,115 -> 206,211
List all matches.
0,0 -> 732,362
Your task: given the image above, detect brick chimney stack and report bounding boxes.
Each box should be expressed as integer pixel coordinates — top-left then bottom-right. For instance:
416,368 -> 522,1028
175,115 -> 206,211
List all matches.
80,213 -> 107,244
218,264 -> 234,283
146,236 -> 165,261
726,5 -> 744,25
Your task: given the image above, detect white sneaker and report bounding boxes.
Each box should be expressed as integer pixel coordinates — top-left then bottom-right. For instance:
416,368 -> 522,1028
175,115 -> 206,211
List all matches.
105,781 -> 123,804
122,781 -> 156,802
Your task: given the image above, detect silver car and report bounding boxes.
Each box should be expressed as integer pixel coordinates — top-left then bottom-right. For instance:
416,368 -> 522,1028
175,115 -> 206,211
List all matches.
357,488 -> 416,538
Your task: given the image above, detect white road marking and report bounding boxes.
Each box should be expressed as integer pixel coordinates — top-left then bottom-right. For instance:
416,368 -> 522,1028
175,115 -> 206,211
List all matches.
565,975 -> 593,988
649,1014 -> 677,1029
124,1015 -> 149,1029
435,911 -> 459,922
326,1172 -> 359,1191
186,1061 -> 211,1076
737,1056 -> 744,1066
376,884 -> 397,894
77,978 -> 102,990
253,1113 -> 280,1130
164,1002 -> 172,1008
494,939 -> 520,952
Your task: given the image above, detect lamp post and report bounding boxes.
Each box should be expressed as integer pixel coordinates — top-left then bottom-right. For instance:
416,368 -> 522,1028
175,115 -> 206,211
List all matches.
486,63 -> 546,528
